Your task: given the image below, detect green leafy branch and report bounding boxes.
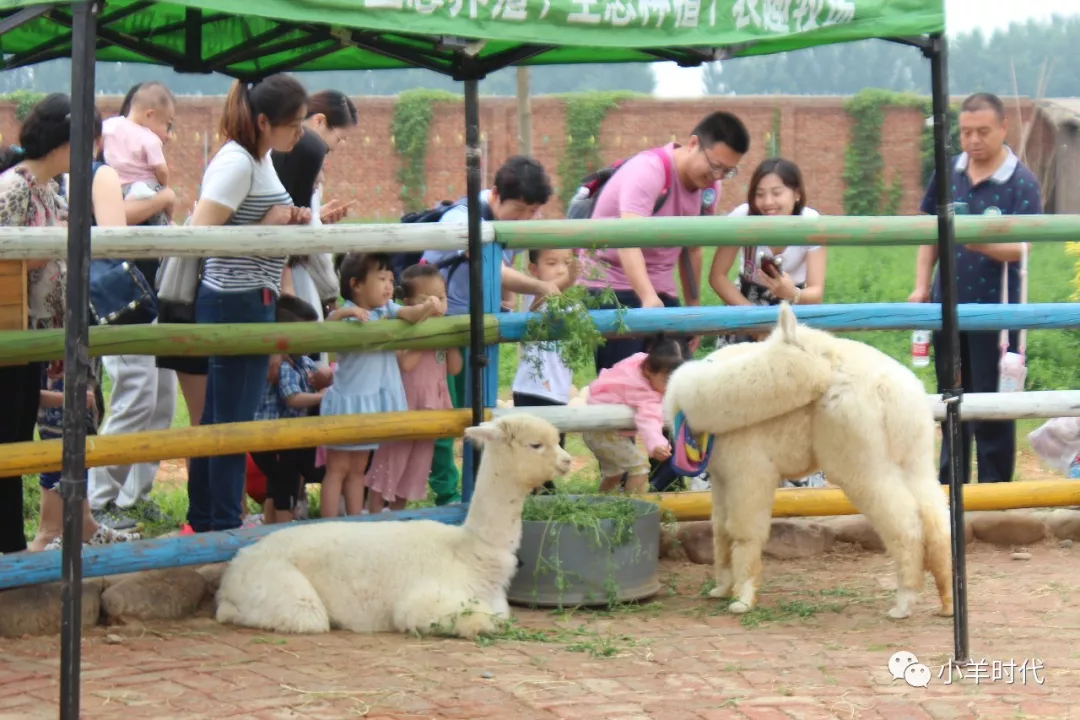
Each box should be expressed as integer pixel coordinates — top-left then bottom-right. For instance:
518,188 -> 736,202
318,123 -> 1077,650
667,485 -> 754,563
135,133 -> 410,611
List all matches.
522,283 -> 627,375
391,89 -> 459,213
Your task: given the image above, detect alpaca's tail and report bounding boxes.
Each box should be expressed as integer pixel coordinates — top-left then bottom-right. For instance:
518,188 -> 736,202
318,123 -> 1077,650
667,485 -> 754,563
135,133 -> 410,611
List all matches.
902,468 -> 954,615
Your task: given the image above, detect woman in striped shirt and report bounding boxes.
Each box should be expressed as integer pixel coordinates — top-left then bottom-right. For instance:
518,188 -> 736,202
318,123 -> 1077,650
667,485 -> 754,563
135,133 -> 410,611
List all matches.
185,74 -> 311,534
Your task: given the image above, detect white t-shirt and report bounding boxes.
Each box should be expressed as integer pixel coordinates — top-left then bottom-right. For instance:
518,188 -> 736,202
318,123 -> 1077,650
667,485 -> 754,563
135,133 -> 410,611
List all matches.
728,203 -> 821,286
199,141 -> 293,293
512,295 -> 573,404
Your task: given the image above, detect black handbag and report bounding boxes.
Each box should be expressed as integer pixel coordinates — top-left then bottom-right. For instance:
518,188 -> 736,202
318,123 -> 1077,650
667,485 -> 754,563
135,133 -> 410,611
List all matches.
88,259 -> 158,326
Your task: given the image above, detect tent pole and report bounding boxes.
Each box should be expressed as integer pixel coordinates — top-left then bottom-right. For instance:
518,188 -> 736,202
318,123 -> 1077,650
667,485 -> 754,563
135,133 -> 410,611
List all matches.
463,77 -> 484,500
59,3 -> 99,719
927,31 -> 969,665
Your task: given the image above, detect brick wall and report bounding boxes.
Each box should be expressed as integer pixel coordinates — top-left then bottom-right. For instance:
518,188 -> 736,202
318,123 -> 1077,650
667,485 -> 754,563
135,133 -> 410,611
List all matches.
0,95 -> 1036,221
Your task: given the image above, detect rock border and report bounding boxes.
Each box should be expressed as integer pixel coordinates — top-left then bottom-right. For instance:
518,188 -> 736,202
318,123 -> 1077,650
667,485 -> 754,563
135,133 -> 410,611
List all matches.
1,508 -> 1077,637
661,507 -> 1080,565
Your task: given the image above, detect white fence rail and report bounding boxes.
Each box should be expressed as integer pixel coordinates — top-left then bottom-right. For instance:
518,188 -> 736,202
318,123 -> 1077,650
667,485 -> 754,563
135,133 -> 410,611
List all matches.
0,224 -> 494,260
492,391 -> 1080,432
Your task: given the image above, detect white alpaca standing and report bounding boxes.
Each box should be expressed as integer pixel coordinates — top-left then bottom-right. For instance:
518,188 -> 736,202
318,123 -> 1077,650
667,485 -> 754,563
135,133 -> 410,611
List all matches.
215,414 -> 573,638
664,303 -> 953,620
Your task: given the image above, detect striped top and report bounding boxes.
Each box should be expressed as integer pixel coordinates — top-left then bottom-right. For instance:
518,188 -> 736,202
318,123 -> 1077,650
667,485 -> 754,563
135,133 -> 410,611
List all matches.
199,140 -> 293,293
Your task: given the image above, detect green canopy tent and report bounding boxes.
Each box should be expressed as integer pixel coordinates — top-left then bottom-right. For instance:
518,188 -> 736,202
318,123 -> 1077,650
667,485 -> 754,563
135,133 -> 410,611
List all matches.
0,2 -> 962,716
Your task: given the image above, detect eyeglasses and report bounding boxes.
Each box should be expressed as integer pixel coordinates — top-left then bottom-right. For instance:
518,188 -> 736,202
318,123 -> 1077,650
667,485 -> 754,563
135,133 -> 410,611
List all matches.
694,137 -> 738,180
702,149 -> 738,180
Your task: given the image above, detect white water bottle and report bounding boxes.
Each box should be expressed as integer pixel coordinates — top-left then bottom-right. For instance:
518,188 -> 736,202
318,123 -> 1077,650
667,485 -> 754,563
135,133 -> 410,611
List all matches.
911,330 -> 931,368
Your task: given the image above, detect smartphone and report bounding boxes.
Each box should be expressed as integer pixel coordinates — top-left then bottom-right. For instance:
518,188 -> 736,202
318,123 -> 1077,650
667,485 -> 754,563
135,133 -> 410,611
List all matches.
759,252 -> 783,279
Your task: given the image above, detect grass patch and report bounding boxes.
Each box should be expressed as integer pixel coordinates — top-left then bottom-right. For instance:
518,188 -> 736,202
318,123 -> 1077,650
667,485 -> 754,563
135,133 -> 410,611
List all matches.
735,597 -> 848,629
475,617 -> 648,658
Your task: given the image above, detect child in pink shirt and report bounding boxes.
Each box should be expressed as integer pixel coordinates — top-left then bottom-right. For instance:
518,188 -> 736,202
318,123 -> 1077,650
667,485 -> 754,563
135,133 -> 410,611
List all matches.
102,81 -> 177,225
582,336 -> 685,494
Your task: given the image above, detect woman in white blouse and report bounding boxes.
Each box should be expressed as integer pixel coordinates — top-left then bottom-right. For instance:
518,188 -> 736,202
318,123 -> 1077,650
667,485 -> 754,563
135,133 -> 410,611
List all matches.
709,157 -> 827,338
707,157 -> 829,488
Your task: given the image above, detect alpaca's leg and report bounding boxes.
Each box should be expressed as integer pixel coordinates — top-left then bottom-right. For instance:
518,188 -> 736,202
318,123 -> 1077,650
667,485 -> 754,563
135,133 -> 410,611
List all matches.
490,592 -> 511,619
216,555 -> 330,634
828,462 -> 926,620
706,475 -> 733,599
723,468 -> 777,615
393,583 -> 497,640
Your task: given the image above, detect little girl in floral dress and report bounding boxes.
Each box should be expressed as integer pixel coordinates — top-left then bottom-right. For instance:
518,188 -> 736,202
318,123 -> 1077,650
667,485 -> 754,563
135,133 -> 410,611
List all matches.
366,265 -> 461,512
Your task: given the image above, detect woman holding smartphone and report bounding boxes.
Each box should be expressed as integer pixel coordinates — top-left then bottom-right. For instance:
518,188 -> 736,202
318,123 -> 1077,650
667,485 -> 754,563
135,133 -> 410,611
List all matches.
707,157 -> 828,489
708,157 -> 827,348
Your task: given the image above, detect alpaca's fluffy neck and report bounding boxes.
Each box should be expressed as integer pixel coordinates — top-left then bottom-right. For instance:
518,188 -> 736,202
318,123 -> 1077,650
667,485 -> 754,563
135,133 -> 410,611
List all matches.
461,456 -> 529,554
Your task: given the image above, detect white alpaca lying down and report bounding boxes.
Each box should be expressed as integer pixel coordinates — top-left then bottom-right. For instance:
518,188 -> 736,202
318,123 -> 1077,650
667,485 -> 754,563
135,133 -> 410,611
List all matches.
215,414 -> 572,638
664,303 -> 952,620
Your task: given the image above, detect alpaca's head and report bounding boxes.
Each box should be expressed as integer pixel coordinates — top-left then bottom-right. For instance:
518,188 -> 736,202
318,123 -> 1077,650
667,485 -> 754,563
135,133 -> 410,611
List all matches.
465,414 -> 572,492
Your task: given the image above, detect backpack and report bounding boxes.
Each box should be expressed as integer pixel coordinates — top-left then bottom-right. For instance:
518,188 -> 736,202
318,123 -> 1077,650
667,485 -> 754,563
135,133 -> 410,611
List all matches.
393,197 -> 493,286
565,148 -> 675,220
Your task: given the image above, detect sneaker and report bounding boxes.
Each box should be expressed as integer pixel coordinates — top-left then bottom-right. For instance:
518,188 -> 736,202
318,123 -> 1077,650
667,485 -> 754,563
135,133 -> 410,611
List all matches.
784,471 -> 827,489
293,498 -> 310,521
126,500 -> 168,525
45,525 -> 142,551
688,473 -> 712,492
241,514 -> 263,529
91,503 -> 139,531
180,524 -> 196,536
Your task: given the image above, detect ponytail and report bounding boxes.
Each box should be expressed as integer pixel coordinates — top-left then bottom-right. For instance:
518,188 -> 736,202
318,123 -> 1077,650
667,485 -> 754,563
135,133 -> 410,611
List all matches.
220,81 -> 259,158
642,333 -> 686,376
219,74 -> 308,159
117,82 -> 143,119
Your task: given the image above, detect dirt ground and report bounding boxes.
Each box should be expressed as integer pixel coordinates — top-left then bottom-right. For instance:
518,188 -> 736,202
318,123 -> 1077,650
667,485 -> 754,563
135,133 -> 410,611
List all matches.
1,544 -> 1077,720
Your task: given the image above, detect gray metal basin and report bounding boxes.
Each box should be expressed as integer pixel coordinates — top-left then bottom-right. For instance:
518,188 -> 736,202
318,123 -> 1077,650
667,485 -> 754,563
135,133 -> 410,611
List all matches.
508,495 -> 661,609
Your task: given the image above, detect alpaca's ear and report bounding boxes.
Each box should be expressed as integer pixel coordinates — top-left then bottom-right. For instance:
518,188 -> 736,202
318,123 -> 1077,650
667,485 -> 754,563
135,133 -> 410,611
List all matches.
464,422 -> 504,447
777,302 -> 798,345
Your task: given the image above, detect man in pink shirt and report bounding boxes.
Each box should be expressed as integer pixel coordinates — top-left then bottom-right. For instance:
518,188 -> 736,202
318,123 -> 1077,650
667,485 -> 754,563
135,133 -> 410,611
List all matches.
581,111 -> 749,372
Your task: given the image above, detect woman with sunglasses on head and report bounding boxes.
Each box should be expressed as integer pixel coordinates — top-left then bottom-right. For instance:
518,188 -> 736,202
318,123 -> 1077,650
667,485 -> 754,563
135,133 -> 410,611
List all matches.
262,90 -> 360,516
707,157 -> 828,489
272,91 -> 359,360
271,89 -> 358,225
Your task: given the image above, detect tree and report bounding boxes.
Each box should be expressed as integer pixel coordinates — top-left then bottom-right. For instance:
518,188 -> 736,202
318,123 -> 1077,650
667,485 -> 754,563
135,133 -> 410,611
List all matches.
704,15 -> 1080,97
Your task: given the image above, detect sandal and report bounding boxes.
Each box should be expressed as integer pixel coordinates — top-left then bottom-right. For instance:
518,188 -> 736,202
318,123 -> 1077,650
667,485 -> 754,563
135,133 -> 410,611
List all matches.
44,525 -> 142,551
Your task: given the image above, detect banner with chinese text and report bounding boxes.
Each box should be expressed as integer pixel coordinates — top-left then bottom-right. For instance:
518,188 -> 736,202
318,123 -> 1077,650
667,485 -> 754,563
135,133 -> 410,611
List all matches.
0,0 -> 944,70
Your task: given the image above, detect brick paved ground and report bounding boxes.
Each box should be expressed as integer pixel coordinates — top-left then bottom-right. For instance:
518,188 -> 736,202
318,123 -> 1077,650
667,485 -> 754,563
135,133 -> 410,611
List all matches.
1,543 -> 1077,720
